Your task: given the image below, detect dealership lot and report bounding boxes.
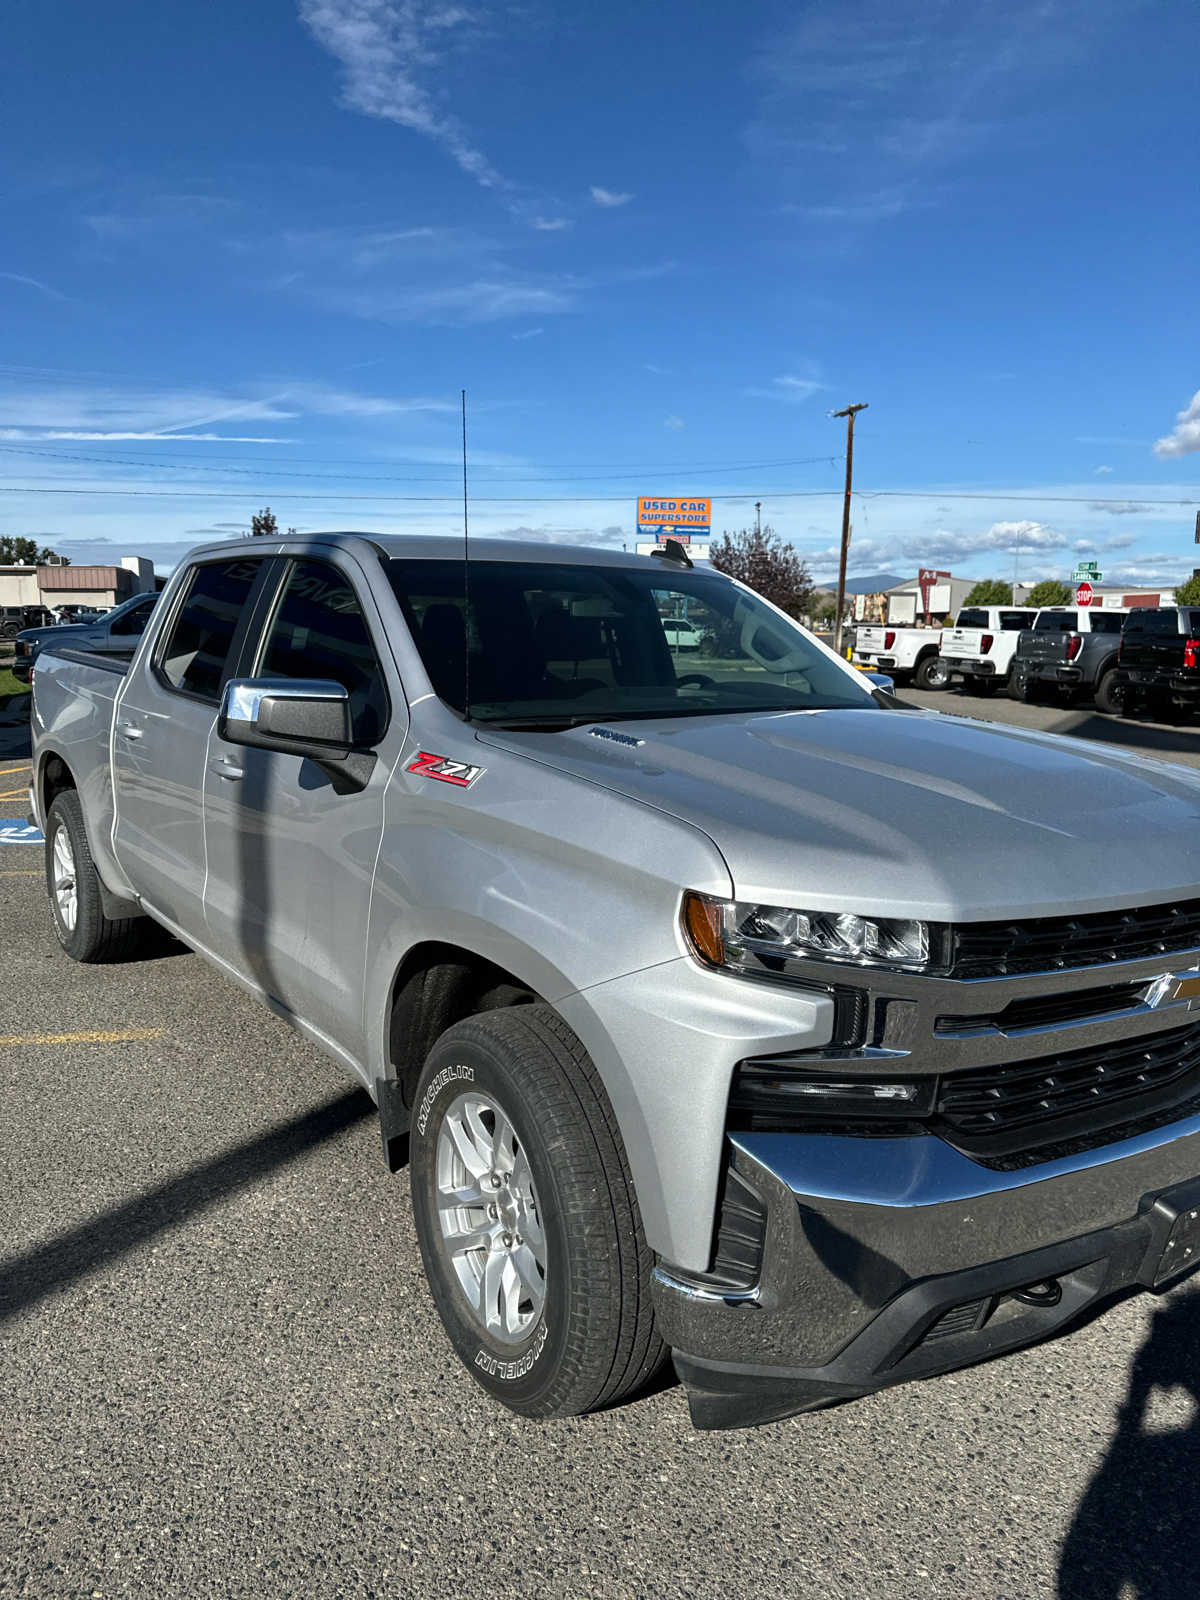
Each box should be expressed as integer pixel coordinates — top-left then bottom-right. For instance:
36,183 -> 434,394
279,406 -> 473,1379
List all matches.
5,702 -> 1200,1600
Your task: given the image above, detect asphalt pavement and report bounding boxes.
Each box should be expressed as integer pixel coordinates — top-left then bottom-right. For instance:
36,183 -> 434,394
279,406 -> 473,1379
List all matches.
5,699 -> 1200,1600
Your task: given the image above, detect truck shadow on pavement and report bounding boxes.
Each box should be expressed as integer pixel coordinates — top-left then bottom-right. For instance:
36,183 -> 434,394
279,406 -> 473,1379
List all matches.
1048,711 -> 1200,761
1058,1287 -> 1200,1599
0,1089 -> 373,1324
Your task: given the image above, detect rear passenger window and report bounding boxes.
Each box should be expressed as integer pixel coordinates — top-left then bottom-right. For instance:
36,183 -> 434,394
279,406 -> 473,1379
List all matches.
159,559 -> 261,700
257,559 -> 388,745
1089,613 -> 1123,634
999,611 -> 1034,630
1036,611 -> 1077,632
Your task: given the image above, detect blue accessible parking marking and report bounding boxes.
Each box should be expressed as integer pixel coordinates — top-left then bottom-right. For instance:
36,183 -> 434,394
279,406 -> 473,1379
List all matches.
0,823 -> 43,845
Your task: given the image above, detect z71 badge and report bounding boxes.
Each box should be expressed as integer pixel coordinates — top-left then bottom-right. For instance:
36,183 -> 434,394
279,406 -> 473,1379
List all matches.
405,751 -> 486,788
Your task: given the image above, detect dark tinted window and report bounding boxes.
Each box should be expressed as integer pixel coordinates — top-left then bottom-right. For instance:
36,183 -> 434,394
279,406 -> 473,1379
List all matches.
1147,608 -> 1182,636
955,609 -> 989,629
257,559 -> 387,745
387,559 -> 875,721
999,610 -> 1035,630
159,559 -> 261,699
1035,610 -> 1078,632
110,595 -> 157,636
1088,612 -> 1124,634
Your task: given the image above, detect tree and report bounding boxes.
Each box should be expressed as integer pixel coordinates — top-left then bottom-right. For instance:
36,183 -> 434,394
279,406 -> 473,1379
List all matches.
709,525 -> 814,619
250,508 -> 278,537
0,536 -> 70,566
963,578 -> 1013,606
1175,574 -> 1200,606
1025,579 -> 1072,607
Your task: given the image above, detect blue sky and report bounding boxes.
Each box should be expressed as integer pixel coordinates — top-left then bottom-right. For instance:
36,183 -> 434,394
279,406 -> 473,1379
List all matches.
2,0 -> 1199,586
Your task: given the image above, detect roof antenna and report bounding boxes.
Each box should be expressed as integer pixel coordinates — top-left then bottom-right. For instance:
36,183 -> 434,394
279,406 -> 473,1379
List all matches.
461,387 -> 471,721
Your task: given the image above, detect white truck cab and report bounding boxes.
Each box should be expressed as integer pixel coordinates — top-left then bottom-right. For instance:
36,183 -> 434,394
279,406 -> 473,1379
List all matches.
940,605 -> 1038,696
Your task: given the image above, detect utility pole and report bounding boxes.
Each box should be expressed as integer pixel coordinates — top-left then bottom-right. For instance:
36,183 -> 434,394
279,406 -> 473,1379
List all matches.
832,403 -> 868,655
755,501 -> 762,538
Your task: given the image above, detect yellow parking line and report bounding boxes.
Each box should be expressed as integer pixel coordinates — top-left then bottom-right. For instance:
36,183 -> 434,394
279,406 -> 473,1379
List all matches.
0,869 -> 40,876
0,1028 -> 166,1046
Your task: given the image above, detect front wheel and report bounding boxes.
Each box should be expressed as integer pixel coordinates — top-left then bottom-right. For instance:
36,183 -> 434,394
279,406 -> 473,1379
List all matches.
409,1005 -> 664,1418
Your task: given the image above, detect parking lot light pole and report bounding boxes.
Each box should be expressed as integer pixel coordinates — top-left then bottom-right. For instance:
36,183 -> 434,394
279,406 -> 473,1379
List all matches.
832,403 -> 868,656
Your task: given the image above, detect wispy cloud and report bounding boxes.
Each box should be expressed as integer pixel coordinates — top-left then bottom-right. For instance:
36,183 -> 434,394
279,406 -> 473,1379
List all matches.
532,217 -> 571,231
1154,389 -> 1200,458
749,0 -> 1110,227
590,186 -> 633,207
745,371 -> 823,404
299,0 -> 508,189
1095,464 -> 1113,473
0,271 -> 69,302
1089,500 -> 1150,515
510,327 -> 544,340
664,415 -> 685,430
314,278 -> 574,323
0,429 -> 292,443
0,379 -> 455,439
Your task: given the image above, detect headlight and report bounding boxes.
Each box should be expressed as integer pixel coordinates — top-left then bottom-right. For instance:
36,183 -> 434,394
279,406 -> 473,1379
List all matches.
683,891 -> 939,975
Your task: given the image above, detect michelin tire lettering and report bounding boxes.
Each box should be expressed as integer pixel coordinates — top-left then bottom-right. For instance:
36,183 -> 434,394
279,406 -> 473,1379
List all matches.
417,1063 -> 474,1135
475,1321 -> 549,1380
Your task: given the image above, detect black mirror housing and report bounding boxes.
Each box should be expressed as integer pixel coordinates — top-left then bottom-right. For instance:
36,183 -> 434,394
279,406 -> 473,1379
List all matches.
220,678 -> 353,758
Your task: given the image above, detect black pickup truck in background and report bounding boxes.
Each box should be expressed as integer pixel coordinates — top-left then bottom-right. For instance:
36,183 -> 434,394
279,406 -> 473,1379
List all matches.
1010,606 -> 1127,711
1116,606 -> 1200,721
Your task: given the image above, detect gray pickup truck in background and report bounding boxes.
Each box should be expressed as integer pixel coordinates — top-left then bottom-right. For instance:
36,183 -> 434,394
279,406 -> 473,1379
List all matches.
26,532 -> 1200,1429
1010,605 -> 1128,711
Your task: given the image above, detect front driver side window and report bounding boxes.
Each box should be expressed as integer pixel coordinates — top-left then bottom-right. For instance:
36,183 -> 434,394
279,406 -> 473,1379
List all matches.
256,559 -> 388,745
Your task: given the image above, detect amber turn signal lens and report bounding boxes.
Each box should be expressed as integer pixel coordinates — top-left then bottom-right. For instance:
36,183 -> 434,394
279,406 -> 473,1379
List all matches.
682,891 -> 726,967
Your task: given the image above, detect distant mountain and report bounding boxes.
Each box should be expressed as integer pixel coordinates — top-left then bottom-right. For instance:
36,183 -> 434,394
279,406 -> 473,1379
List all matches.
812,571 -> 907,595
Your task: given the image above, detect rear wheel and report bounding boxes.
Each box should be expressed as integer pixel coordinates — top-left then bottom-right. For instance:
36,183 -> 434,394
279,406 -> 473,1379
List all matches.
912,653 -> 949,691
44,790 -> 144,962
1009,665 -> 1036,703
1093,669 -> 1122,715
410,1004 -> 664,1418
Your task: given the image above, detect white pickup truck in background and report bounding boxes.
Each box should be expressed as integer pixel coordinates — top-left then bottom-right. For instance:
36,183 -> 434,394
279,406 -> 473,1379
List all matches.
851,625 -> 948,690
939,605 -> 1038,696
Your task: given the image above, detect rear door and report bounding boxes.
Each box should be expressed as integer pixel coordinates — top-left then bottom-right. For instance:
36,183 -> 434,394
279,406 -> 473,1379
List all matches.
111,555 -> 271,937
201,550 -> 406,1063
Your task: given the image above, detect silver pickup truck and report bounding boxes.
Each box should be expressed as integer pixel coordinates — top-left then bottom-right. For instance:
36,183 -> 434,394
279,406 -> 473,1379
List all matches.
27,532 -> 1200,1429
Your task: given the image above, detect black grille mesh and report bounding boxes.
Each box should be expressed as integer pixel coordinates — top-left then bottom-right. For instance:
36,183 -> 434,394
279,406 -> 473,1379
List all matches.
937,1022 -> 1200,1151
950,900 -> 1200,978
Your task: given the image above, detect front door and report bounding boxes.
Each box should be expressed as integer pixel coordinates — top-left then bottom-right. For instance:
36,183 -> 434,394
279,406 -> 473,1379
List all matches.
201,553 -> 405,1065
112,555 -> 268,937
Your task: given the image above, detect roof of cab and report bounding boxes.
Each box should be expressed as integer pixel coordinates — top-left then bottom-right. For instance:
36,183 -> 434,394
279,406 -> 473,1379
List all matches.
182,532 -> 674,570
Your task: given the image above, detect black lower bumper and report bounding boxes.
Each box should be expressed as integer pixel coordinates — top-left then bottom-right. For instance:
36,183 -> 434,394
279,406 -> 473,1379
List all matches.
1027,664 -> 1082,684
659,1157 -> 1200,1430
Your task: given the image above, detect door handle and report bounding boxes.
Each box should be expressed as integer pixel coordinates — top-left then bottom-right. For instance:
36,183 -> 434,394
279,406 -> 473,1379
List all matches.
117,722 -> 143,740
208,758 -> 244,781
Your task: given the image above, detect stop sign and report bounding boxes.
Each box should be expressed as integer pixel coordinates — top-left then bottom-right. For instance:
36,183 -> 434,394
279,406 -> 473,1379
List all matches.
1076,582 -> 1094,606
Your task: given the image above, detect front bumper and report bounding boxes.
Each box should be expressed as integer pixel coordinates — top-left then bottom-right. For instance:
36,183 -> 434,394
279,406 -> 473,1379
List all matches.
656,1121 -> 1200,1428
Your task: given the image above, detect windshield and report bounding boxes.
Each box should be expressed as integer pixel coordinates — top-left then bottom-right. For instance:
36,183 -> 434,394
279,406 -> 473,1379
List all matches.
386,558 -> 875,723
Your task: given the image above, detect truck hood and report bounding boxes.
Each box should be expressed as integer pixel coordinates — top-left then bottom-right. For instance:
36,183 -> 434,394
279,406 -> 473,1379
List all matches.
17,621 -> 96,646
476,707 -> 1200,921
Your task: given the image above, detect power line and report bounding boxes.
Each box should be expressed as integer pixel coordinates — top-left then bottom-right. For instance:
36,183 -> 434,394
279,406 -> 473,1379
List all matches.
1,483 -> 1197,508
0,443 -> 844,484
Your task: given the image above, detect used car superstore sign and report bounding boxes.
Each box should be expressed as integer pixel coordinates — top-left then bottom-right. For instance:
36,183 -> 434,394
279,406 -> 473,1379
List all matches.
636,496 -> 712,527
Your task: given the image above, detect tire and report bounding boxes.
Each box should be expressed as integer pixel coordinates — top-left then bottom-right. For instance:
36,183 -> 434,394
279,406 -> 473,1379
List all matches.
1008,665 -> 1031,702
1093,669 -> 1122,715
410,1004 -> 665,1419
44,790 -> 144,962
912,653 -> 949,691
